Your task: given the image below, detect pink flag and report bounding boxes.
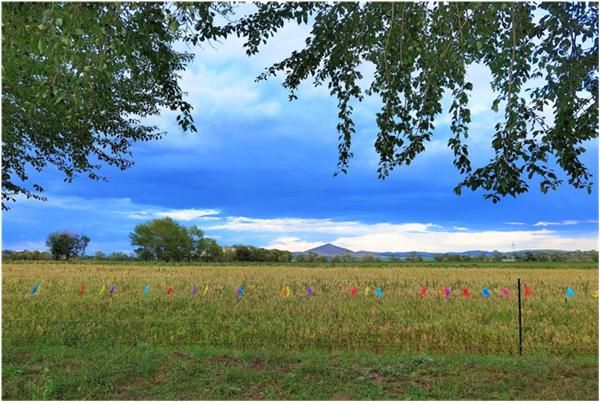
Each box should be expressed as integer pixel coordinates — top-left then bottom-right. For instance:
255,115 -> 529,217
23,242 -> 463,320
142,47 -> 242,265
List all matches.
502,288 -> 509,297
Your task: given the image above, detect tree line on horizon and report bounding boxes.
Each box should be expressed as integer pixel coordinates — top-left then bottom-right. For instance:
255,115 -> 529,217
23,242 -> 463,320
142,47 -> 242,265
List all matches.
2,217 -> 598,263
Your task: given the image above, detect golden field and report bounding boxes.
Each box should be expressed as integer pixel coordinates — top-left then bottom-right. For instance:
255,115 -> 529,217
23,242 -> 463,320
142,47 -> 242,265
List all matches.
3,262 -> 598,356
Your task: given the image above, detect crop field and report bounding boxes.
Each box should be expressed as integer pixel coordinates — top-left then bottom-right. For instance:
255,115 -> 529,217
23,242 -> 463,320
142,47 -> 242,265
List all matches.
2,262 -> 599,400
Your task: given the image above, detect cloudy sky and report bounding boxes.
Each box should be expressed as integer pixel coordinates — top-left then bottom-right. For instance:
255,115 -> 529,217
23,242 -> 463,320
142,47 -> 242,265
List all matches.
3,15 -> 598,254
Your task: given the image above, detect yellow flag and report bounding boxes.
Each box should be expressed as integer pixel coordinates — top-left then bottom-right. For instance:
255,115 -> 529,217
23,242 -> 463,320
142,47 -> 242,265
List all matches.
286,286 -> 291,297
99,285 -> 106,296
203,285 -> 209,296
364,286 -> 370,296
594,290 -> 598,298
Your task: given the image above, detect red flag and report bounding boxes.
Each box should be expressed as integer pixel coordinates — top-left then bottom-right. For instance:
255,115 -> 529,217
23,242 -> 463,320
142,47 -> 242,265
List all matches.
463,288 -> 469,297
80,282 -> 86,296
420,287 -> 426,297
351,287 -> 357,297
167,287 -> 173,296
524,287 -> 532,297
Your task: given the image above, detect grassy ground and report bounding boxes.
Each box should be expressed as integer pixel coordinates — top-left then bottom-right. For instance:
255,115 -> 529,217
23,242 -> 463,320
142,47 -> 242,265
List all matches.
3,262 -> 598,399
3,344 -> 597,400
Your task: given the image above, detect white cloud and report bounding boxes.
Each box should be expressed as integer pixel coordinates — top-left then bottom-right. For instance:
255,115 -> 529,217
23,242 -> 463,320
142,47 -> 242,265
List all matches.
208,216 -> 433,235
533,221 -> 561,227
330,229 -> 596,253
154,208 -> 220,221
267,237 -> 323,252
262,227 -> 597,253
8,194 -> 597,254
210,216 -> 598,253
534,220 -> 580,227
505,221 -> 525,225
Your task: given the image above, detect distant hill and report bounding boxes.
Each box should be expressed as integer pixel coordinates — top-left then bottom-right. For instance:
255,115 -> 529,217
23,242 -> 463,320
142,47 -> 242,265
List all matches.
303,243 -> 354,257
294,243 -> 591,261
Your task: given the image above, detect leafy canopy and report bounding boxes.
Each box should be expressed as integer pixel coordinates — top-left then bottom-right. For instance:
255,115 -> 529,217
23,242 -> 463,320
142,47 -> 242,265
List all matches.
2,2 -> 230,209
226,1 -> 598,202
46,231 -> 89,260
2,2 -> 598,207
129,217 -> 222,262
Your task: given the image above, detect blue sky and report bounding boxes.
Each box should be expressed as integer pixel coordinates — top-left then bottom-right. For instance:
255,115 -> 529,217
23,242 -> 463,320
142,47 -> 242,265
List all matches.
3,19 -> 598,254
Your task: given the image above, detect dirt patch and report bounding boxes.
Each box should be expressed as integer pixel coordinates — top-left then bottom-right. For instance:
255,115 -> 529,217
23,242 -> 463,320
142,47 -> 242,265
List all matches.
249,358 -> 266,371
173,351 -> 192,360
415,379 -> 432,391
368,370 -> 386,383
4,351 -> 33,365
331,392 -> 350,400
212,355 -> 241,366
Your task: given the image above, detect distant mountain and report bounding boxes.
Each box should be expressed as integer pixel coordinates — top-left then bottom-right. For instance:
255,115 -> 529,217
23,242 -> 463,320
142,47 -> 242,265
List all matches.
303,243 -> 354,257
295,243 -> 585,260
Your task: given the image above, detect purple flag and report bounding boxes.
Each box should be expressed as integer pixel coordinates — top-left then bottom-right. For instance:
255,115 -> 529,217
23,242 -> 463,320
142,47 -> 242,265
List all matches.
308,287 -> 313,298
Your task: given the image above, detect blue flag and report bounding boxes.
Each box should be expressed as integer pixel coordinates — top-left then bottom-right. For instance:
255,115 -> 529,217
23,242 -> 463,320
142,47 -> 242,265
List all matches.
31,283 -> 40,296
376,288 -> 383,298
482,288 -> 491,298
566,288 -> 575,298
238,286 -> 244,298
143,285 -> 150,297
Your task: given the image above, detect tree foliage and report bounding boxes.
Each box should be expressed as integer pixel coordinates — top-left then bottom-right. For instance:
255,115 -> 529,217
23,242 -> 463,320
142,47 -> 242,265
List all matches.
2,2 -> 230,209
45,231 -> 89,260
3,2 -> 597,207
130,217 -> 192,262
226,2 -> 598,202
129,218 -> 223,262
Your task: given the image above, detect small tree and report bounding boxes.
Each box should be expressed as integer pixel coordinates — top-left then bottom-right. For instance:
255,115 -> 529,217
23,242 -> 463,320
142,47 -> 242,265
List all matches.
405,252 -> 423,262
130,218 -> 192,262
196,238 -> 223,261
46,231 -> 89,260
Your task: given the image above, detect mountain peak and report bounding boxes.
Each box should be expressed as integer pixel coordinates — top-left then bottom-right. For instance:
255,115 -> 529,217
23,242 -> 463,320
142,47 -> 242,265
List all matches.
304,243 -> 354,257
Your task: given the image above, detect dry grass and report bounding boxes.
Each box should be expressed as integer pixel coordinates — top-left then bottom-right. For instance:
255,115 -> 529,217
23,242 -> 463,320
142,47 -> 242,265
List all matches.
3,262 -> 598,356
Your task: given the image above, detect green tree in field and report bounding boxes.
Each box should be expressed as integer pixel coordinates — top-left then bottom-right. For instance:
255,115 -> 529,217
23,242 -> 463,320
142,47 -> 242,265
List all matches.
46,231 -> 90,260
188,225 -> 223,261
130,218 -> 193,262
3,2 -> 597,208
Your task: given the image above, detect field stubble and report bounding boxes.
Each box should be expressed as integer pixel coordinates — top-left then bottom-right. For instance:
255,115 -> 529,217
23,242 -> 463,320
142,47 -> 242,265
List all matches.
2,263 -> 598,356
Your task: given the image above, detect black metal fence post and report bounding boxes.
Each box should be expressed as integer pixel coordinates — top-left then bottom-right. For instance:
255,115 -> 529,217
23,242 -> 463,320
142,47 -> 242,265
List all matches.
518,278 -> 523,355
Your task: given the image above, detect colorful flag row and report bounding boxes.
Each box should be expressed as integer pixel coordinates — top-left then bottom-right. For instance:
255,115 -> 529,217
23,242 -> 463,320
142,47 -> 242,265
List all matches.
29,283 -> 598,299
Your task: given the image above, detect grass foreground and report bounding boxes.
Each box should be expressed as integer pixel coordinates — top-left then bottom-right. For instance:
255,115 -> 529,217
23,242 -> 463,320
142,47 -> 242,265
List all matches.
3,262 -> 598,400
2,344 -> 598,400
